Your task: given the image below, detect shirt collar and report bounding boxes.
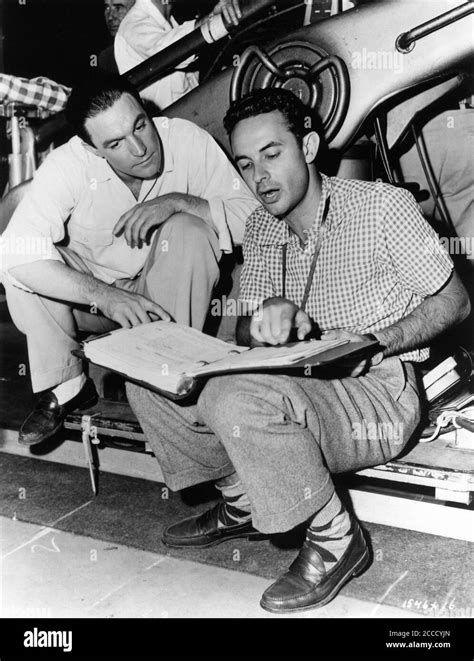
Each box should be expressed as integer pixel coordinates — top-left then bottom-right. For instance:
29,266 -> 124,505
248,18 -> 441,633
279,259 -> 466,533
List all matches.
154,117 -> 175,173
261,172 -> 333,247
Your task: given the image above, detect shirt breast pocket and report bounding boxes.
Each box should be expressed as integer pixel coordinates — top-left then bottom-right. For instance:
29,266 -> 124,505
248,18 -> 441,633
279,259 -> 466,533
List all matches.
70,226 -> 115,248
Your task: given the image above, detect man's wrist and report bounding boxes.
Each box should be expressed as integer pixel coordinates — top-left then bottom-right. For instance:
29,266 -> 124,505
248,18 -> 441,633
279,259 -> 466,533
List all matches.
362,333 -> 379,342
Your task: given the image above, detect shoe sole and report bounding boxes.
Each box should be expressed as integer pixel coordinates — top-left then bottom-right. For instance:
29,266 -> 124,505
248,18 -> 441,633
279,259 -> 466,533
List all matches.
163,530 -> 268,549
18,393 -> 99,447
259,547 -> 371,614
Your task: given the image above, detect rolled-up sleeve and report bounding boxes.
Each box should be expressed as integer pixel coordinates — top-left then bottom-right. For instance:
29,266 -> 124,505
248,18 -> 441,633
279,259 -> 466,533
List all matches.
383,186 -> 453,296
184,121 -> 259,253
0,153 -> 73,291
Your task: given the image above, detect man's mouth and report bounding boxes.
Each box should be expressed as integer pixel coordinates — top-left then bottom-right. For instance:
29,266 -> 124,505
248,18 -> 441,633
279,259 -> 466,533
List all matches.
258,188 -> 280,204
137,153 -> 155,166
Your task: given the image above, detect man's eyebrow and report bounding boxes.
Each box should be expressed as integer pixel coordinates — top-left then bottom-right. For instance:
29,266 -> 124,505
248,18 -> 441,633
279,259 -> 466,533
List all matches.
102,113 -> 147,147
235,141 -> 283,160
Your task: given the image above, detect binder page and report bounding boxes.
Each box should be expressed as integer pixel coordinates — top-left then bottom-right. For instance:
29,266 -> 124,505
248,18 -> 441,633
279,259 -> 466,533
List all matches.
188,338 -> 348,377
84,321 -> 248,378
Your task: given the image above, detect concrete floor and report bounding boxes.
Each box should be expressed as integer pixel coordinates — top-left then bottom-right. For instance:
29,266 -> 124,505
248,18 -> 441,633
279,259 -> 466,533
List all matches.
1,516 -> 423,619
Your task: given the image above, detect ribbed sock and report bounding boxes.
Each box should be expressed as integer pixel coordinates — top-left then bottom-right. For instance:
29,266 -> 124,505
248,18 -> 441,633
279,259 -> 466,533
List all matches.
215,474 -> 252,528
306,492 -> 353,571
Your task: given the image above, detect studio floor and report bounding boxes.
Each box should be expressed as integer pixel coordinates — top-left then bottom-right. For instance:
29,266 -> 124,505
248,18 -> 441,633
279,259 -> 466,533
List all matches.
1,450 -> 473,620
2,515 -> 418,620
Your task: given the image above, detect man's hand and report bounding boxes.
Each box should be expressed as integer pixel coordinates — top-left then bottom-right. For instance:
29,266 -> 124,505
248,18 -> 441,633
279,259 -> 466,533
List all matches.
250,297 -> 312,346
98,287 -> 171,328
211,0 -> 242,27
113,196 -> 175,249
322,329 -> 384,377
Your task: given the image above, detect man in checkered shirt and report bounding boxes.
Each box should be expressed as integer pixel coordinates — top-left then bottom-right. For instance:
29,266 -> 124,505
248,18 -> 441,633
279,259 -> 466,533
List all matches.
126,89 -> 470,613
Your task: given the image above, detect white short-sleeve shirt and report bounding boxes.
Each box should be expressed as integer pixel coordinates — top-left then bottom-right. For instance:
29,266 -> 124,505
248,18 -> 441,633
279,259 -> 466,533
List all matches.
1,117 -> 258,289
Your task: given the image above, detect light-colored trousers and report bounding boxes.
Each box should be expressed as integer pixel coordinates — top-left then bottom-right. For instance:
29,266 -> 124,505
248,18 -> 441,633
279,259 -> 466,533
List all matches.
4,214 -> 220,393
126,356 -> 422,534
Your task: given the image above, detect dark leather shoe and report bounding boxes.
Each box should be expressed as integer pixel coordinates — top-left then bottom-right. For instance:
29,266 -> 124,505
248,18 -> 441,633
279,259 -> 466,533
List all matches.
19,378 -> 98,447
162,501 -> 268,548
260,521 -> 370,613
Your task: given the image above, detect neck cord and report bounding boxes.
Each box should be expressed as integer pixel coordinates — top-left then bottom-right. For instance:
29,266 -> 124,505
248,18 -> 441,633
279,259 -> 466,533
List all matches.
140,174 -> 160,203
281,194 -> 331,313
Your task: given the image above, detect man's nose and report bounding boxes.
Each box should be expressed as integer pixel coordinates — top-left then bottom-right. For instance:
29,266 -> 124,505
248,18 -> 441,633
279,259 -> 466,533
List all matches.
129,136 -> 146,157
253,163 -> 269,184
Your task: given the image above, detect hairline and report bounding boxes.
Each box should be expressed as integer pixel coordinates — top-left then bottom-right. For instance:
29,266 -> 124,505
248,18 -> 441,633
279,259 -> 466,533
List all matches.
229,108 -> 307,151
82,90 -> 144,147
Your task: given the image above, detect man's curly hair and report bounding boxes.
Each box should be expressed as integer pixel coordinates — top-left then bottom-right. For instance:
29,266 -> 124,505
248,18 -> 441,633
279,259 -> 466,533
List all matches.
223,88 -> 324,144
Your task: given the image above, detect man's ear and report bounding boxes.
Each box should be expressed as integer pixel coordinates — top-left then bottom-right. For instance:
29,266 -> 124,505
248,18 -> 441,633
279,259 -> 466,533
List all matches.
302,131 -> 320,164
81,140 -> 101,157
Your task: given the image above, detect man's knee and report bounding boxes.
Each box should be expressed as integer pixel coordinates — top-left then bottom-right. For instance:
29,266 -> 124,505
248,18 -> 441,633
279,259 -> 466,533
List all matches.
161,213 -> 219,251
199,374 -> 286,425
3,279 -> 32,334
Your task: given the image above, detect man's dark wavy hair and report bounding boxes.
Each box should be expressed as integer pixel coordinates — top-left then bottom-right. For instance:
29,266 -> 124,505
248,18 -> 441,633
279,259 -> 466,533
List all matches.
223,88 -> 324,144
65,73 -> 144,146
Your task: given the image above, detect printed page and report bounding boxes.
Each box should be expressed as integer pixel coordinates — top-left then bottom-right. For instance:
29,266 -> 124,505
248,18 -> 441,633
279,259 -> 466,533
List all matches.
83,322 -> 249,393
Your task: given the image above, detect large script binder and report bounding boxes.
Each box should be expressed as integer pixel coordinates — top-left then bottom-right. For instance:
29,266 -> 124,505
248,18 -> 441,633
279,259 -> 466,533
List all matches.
79,321 -> 379,399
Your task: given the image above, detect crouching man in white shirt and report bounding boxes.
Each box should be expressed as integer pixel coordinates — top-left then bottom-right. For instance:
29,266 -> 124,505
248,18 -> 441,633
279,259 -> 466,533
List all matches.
0,73 -> 257,446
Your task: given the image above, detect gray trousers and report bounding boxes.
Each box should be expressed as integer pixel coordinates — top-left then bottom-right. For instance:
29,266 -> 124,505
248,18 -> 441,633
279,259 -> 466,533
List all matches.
4,214 -> 220,392
126,356 -> 422,533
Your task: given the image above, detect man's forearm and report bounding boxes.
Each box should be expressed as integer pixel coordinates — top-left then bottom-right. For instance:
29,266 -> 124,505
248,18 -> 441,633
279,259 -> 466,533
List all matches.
166,193 -> 212,226
9,260 -> 113,310
374,272 -> 471,357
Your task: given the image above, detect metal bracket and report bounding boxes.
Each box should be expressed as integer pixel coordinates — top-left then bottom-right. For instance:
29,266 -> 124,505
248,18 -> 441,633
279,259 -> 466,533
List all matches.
81,414 -> 100,496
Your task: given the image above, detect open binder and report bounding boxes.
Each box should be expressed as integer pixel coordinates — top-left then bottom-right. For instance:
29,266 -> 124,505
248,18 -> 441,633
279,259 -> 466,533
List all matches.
79,321 -> 379,399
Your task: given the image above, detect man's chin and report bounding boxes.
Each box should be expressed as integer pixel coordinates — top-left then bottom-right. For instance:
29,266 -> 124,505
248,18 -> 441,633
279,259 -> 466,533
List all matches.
261,201 -> 286,218
136,158 -> 161,179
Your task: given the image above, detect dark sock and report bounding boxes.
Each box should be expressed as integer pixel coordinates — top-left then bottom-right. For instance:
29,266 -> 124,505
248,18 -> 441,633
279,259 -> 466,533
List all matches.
215,476 -> 252,527
306,493 -> 353,570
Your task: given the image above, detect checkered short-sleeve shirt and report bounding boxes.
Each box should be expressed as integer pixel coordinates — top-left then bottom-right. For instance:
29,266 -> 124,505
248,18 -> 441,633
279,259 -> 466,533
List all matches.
239,174 -> 453,362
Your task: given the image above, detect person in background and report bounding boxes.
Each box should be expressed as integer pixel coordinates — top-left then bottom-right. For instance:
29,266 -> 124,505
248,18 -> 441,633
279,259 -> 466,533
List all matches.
115,0 -> 242,111
99,0 -> 137,75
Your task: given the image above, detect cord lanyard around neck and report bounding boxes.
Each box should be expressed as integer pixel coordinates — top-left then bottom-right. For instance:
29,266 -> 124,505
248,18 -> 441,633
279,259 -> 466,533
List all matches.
281,195 -> 331,313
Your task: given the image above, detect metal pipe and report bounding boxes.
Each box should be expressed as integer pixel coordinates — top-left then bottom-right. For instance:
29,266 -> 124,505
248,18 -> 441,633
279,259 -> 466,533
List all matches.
396,1 -> 474,53
126,0 -> 277,91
